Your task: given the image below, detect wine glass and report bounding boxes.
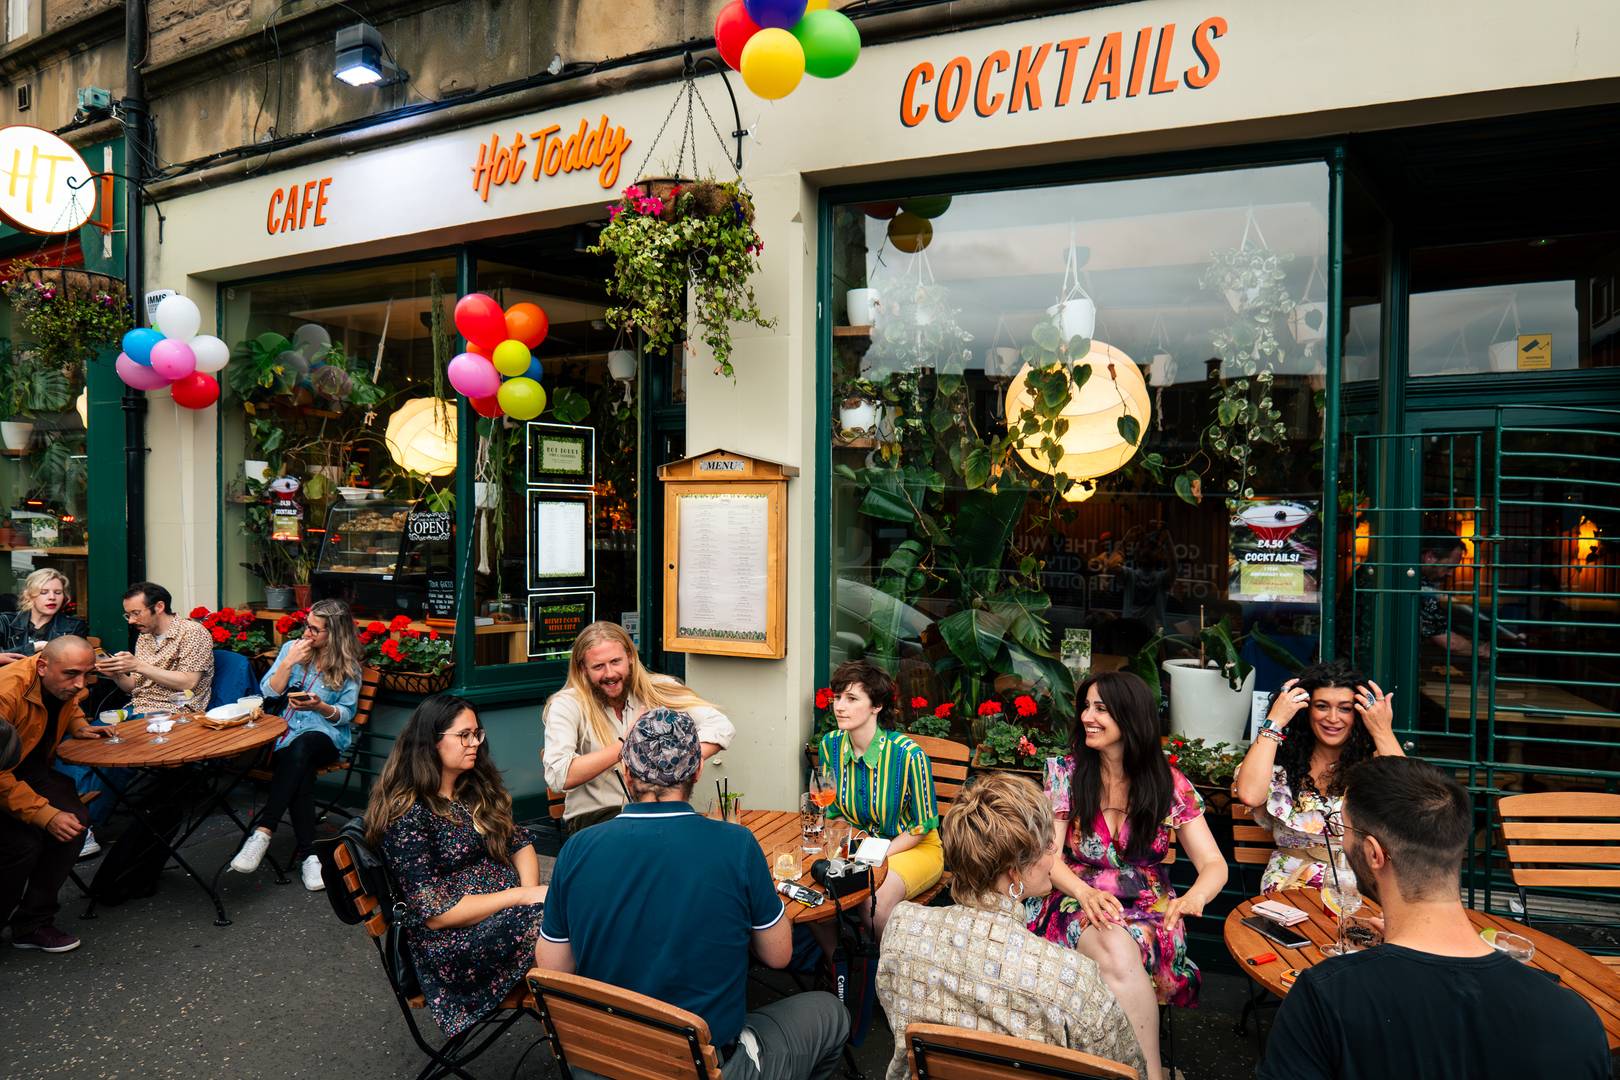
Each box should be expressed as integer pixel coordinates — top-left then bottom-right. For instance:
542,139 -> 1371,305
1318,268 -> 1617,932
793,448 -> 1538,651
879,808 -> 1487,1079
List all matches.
99,709 -> 124,745
172,688 -> 194,724
1320,854 -> 1364,957
238,695 -> 263,730
800,792 -> 825,854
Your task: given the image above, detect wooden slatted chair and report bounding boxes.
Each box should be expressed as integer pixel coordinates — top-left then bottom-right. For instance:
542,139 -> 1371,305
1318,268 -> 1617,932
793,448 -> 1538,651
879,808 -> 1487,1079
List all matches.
1230,802 -> 1276,892
905,1022 -> 1139,1079
528,968 -> 723,1080
246,667 -> 382,824
1497,792 -> 1620,970
907,734 -> 971,907
329,837 -> 540,1080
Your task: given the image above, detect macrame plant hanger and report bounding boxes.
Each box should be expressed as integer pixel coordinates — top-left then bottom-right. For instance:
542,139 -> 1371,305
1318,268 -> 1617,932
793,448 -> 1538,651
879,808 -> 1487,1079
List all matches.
1148,312 -> 1173,428
1057,221 -> 1091,309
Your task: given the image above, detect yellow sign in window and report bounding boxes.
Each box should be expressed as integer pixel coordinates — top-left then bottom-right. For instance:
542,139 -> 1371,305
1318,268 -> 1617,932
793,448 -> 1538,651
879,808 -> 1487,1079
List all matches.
1517,334 -> 1552,370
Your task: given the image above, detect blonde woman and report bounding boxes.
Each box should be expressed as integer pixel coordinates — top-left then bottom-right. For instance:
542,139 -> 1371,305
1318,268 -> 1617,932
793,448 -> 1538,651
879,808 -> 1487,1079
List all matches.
367,695 -> 546,1039
877,772 -> 1148,1080
541,621 -> 734,834
0,569 -> 88,663
230,598 -> 363,890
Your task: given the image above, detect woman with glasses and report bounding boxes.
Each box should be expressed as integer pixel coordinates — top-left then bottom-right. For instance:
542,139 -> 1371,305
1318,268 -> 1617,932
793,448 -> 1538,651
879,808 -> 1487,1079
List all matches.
1232,660 -> 1402,894
229,599 -> 363,890
365,695 -> 547,1040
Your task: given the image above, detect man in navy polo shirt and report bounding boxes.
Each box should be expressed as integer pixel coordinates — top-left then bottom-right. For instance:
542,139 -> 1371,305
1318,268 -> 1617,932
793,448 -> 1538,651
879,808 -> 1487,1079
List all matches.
537,707 -> 848,1080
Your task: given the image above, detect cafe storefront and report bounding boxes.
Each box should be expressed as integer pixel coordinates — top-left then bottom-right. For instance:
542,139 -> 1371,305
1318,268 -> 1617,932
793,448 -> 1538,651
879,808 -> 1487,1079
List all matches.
143,0 -> 1620,824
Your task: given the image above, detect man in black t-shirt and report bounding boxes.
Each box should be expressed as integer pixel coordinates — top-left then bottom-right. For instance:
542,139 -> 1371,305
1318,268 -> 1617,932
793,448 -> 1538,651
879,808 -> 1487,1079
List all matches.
1259,757 -> 1610,1080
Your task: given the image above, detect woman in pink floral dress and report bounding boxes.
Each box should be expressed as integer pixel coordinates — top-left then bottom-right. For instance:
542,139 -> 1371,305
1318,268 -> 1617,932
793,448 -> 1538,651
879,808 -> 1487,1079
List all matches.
1025,671 -> 1227,1029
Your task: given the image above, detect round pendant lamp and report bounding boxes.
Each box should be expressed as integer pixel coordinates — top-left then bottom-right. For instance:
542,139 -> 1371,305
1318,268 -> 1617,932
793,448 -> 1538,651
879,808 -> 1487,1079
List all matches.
1004,341 -> 1150,501
385,397 -> 458,477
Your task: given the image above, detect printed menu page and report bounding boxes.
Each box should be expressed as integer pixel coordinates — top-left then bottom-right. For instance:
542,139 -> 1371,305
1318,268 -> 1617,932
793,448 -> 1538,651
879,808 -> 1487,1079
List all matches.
676,493 -> 768,642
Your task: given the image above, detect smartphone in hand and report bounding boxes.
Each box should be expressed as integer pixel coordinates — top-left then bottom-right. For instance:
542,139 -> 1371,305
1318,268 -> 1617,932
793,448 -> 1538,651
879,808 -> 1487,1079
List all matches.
287,691 -> 319,709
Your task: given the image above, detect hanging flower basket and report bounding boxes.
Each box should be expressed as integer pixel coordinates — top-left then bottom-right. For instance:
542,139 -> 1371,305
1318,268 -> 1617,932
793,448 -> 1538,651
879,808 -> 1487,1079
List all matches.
381,669 -> 454,695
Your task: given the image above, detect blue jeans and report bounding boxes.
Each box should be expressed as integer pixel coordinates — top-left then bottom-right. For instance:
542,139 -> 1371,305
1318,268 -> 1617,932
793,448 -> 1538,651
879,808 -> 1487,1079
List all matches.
54,721 -> 131,826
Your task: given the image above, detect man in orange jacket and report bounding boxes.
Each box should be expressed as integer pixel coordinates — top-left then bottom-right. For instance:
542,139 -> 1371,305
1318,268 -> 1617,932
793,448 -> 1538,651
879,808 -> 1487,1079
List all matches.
0,636 -> 107,953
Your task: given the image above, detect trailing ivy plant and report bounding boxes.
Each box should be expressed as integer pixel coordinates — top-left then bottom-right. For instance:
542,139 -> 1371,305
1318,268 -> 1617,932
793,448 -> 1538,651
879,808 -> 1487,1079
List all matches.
2,262 -> 129,370
592,179 -> 774,380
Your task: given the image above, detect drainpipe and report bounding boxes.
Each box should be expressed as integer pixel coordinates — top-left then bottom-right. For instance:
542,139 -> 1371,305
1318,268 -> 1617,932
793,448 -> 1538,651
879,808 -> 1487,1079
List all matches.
122,0 -> 147,581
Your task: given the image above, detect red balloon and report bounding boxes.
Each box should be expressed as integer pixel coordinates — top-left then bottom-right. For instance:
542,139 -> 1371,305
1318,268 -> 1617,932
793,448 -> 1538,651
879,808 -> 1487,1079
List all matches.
504,302 -> 549,349
469,393 -> 504,418
859,201 -> 902,220
454,293 -> 508,351
715,0 -> 762,72
170,371 -> 219,410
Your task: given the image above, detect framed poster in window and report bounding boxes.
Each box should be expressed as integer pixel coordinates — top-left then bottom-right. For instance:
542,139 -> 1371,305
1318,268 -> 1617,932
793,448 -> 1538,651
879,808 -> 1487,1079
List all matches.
659,449 -> 797,660
527,489 -> 594,592
525,422 -> 595,489
528,591 -> 595,659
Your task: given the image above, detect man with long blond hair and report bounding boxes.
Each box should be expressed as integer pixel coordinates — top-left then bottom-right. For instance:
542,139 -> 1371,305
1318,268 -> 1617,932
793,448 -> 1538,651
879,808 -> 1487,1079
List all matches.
542,621 -> 733,834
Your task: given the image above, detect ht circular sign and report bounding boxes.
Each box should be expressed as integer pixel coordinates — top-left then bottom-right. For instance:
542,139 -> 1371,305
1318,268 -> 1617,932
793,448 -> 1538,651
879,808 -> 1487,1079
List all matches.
0,125 -> 95,234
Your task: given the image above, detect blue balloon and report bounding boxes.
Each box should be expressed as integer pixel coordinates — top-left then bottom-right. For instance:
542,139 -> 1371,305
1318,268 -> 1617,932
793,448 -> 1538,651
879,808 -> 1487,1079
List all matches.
525,356 -> 544,382
744,0 -> 807,30
122,327 -> 164,367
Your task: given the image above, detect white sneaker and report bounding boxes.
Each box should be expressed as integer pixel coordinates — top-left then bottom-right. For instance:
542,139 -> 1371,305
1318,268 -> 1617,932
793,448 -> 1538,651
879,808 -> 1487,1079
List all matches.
77,828 -> 101,860
300,855 -> 325,892
231,831 -> 271,873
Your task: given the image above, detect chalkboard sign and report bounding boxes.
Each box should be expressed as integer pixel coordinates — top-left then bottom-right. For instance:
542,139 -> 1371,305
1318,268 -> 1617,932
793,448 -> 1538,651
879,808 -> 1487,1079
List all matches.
407,511 -> 452,544
425,574 -> 456,620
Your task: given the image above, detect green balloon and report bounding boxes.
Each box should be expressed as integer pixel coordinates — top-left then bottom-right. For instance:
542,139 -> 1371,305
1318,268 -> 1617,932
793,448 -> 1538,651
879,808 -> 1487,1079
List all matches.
903,195 -> 952,219
791,10 -> 860,79
496,376 -> 547,421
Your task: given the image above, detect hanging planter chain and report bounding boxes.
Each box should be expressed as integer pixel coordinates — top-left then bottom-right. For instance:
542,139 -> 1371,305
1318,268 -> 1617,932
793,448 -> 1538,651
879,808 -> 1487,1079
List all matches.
631,54 -> 745,184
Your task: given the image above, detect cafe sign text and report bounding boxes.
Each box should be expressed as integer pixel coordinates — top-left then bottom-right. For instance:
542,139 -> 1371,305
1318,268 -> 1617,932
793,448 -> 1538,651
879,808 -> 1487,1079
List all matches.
0,125 -> 95,235
471,114 -> 632,202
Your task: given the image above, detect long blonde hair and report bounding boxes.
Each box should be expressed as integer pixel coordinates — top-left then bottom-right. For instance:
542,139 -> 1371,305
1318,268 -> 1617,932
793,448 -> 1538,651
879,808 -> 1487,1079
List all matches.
305,599 -> 364,691
559,621 -> 713,746
20,568 -> 70,616
365,694 -> 517,863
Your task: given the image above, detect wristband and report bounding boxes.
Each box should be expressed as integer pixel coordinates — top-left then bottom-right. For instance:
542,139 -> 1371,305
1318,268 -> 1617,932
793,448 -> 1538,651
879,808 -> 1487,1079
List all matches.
1260,727 -> 1287,745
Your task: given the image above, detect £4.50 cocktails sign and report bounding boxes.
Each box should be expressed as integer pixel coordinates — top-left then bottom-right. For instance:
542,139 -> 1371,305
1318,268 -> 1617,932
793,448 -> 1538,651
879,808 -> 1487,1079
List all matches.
0,126 -> 95,235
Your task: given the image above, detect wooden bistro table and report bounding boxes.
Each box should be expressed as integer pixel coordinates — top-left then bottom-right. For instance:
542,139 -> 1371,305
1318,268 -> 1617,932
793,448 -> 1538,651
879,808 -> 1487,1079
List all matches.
57,714 -> 288,927
741,809 -> 886,924
1225,889 -> 1620,1050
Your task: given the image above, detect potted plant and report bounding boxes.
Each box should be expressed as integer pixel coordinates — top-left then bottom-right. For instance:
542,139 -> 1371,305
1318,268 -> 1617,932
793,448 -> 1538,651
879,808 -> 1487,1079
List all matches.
1164,735 -> 1244,812
288,550 -> 316,610
361,615 -> 452,694
1130,612 -> 1303,744
0,346 -> 73,450
834,374 -> 892,444
227,332 -> 300,405
190,605 -> 273,657
592,178 -> 774,379
2,261 -> 130,371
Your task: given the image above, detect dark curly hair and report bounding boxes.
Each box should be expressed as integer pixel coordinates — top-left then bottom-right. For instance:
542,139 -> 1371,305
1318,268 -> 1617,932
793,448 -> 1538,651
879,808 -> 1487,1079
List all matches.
1275,660 -> 1377,799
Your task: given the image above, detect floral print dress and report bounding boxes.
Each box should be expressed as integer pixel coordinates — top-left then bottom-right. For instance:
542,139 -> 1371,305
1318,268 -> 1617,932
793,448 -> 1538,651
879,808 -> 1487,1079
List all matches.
1024,756 -> 1205,1007
1251,766 -> 1352,895
383,801 -> 542,1037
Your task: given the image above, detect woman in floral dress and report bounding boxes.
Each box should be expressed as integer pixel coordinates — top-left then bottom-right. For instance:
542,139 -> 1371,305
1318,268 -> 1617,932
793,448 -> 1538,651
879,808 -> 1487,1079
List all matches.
366,695 -> 548,1038
1026,671 -> 1227,1032
1233,660 -> 1402,893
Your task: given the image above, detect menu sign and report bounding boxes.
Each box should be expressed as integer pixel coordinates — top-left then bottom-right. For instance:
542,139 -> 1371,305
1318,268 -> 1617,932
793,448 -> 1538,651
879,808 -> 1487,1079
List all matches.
1227,498 -> 1320,603
676,492 -> 769,643
526,422 -> 595,488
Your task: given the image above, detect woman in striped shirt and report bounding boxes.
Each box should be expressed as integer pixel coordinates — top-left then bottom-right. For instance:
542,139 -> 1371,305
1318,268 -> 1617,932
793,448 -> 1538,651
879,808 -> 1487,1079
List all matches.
816,660 -> 942,934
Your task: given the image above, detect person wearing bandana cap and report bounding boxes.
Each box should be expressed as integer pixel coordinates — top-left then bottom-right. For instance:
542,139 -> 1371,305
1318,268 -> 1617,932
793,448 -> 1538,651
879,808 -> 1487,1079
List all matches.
537,708 -> 848,1079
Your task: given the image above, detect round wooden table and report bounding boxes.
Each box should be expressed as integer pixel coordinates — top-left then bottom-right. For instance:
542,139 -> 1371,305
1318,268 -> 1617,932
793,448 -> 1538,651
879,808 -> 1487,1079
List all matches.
59,715 -> 288,926
1225,889 -> 1620,1050
741,809 -> 886,924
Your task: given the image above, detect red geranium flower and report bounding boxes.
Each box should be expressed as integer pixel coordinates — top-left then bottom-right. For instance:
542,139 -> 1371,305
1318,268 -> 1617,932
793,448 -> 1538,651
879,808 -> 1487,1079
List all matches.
933,703 -> 954,719
389,614 -> 412,631
909,696 -> 929,710
814,687 -> 834,710
976,701 -> 1003,717
381,639 -> 404,661
1168,753 -> 1180,765
366,621 -> 387,635
404,629 -> 421,639
275,616 -> 294,634
428,630 -> 439,641
1013,694 -> 1038,718
358,630 -> 374,645
1017,736 -> 1037,756
210,625 -> 230,643
236,632 -> 248,641
189,606 -> 209,619
219,607 -> 236,619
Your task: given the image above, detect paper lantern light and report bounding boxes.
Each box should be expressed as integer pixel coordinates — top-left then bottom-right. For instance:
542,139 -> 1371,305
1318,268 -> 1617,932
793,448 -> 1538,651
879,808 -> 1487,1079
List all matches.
1004,341 -> 1150,500
75,390 -> 87,429
384,397 -> 458,477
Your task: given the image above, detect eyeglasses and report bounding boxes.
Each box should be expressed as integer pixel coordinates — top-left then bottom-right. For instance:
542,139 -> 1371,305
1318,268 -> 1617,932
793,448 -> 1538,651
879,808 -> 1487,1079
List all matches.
440,728 -> 486,747
1324,810 -> 1382,852
121,609 -> 149,622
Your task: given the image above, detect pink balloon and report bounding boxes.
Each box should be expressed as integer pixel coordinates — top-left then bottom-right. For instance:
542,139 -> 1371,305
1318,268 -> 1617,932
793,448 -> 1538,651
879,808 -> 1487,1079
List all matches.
447,352 -> 501,399
149,339 -> 197,381
116,352 -> 172,391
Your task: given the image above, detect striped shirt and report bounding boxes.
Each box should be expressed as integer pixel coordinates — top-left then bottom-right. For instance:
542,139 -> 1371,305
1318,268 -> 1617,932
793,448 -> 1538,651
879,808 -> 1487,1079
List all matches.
818,727 -> 938,839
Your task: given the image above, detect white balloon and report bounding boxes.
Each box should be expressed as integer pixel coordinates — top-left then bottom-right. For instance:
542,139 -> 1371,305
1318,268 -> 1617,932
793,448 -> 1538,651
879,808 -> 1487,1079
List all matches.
191,334 -> 230,374
293,323 -> 331,351
277,349 -> 310,377
154,294 -> 202,341
298,339 -> 328,365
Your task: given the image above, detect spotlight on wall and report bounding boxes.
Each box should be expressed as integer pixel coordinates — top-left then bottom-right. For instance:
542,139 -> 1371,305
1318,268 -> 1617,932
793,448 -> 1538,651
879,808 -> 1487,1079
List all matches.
334,23 -> 406,88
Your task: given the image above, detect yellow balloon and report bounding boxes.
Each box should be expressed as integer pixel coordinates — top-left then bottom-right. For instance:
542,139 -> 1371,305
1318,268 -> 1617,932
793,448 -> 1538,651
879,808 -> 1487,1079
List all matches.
740,28 -> 805,100
806,0 -> 830,8
491,338 -> 531,377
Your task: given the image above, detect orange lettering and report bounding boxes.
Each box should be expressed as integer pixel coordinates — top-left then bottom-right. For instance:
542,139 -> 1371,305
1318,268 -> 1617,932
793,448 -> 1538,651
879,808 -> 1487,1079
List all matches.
936,57 -> 971,122
492,145 -> 513,185
900,62 -> 933,127
506,133 -> 527,184
1126,27 -> 1154,97
562,119 -> 588,171
1084,32 -> 1123,103
529,125 -> 561,180
1053,37 -> 1090,107
472,135 -> 499,202
279,189 -> 299,233
313,177 -> 331,226
1185,16 -> 1227,89
543,138 -> 564,177
1009,43 -> 1051,113
266,187 -> 283,234
1149,24 -> 1180,94
975,50 -> 1009,117
299,180 -> 317,228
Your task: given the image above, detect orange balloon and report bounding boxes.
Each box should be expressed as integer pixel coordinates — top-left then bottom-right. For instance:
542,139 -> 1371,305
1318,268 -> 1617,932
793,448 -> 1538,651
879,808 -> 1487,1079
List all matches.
504,302 -> 549,349
467,340 -> 491,358
888,211 -> 933,253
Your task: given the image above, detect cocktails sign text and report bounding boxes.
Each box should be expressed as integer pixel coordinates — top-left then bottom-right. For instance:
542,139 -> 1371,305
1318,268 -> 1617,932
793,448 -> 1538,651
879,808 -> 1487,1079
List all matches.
471,114 -> 631,202
0,125 -> 95,234
899,16 -> 1228,127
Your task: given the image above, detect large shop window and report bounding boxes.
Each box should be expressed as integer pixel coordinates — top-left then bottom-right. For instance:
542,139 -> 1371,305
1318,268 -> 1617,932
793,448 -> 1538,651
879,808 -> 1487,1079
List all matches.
828,163 -> 1330,742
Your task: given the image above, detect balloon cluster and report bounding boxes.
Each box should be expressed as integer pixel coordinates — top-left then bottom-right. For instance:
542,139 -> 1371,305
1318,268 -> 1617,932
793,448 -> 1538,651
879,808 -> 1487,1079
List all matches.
861,195 -> 952,253
447,294 -> 551,421
117,295 -> 230,410
716,0 -> 861,101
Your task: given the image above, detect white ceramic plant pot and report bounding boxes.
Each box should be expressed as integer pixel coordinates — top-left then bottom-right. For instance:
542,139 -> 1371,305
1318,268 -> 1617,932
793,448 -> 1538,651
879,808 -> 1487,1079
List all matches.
244,459 -> 271,483
845,288 -> 879,326
985,346 -> 1022,378
1149,352 -> 1177,387
1046,298 -> 1096,342
475,481 -> 499,509
839,400 -> 881,435
0,421 -> 34,450
1163,658 -> 1257,743
1288,301 -> 1327,345
607,349 -> 638,381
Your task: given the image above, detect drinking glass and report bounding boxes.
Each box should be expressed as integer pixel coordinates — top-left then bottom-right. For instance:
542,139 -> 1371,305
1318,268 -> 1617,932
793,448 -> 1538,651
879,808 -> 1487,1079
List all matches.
772,846 -> 803,883
151,718 -> 169,745
1482,929 -> 1535,964
172,689 -> 194,723
1320,856 -> 1364,957
238,695 -> 264,730
98,709 -> 124,745
800,792 -> 825,854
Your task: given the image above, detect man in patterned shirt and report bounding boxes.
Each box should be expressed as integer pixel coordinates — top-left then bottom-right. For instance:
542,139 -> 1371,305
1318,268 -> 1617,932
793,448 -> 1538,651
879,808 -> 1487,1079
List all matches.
876,772 -> 1147,1080
95,582 -> 214,714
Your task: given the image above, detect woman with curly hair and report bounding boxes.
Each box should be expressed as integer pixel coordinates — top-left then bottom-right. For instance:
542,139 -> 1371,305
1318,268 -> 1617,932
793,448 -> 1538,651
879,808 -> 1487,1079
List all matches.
366,694 -> 547,1038
1233,659 -> 1403,893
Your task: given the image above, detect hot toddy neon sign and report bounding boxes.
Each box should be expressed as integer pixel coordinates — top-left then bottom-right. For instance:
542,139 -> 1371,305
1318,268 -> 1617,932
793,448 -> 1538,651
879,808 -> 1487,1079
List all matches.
471,114 -> 632,201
